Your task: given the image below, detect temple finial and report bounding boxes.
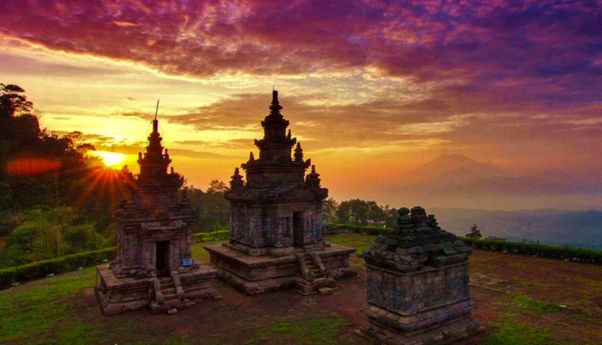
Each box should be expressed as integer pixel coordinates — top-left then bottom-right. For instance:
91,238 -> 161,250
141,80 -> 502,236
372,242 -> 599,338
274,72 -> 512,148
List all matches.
230,167 -> 245,192
294,142 -> 304,162
154,99 -> 160,120
152,99 -> 160,133
269,89 -> 282,113
305,164 -> 321,189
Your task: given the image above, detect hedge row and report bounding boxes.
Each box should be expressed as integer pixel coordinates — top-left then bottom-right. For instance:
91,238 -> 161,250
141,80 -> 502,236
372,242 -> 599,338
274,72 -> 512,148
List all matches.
325,223 -> 602,264
324,223 -> 392,236
193,230 -> 230,243
0,247 -> 116,289
0,230 -> 232,289
462,237 -> 602,264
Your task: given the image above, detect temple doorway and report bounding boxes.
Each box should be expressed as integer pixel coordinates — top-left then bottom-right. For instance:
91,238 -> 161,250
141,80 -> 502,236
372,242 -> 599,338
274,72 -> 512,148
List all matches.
293,212 -> 304,247
155,241 -> 170,276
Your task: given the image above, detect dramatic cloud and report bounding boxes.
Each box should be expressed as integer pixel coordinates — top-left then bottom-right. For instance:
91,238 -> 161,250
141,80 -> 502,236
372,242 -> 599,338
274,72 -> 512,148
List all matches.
2,1 -> 601,134
1,2 -> 600,77
156,91 -> 457,150
2,0 -> 602,208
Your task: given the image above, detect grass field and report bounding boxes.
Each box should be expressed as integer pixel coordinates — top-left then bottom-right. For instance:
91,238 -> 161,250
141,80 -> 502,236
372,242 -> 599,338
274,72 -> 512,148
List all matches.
0,234 -> 600,345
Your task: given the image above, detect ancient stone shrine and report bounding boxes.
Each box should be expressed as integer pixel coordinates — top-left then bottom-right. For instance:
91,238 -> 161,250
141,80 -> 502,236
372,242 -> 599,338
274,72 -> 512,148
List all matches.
95,112 -> 219,315
360,206 -> 479,345
205,90 -> 356,295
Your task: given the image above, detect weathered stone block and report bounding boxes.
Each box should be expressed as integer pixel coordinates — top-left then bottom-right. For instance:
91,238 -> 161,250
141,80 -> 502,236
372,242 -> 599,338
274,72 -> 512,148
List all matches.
208,91 -> 356,294
360,206 -> 479,345
95,115 -> 219,315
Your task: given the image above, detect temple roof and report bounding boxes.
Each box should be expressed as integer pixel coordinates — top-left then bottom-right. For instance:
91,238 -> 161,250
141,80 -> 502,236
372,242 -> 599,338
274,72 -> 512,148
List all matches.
137,105 -> 172,179
364,207 -> 472,271
227,90 -> 327,202
249,90 -> 299,163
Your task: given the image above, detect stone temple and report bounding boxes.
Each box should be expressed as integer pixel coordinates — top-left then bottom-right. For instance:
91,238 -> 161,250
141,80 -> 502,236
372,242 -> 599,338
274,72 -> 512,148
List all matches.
95,113 -> 219,315
360,206 -> 479,345
206,90 -> 356,295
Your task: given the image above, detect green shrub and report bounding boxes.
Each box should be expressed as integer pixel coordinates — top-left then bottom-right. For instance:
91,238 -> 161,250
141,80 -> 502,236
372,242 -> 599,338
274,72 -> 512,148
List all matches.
0,247 -> 116,289
0,267 -> 17,288
324,223 -> 392,236
326,223 -> 602,264
462,238 -> 602,264
192,230 -> 230,243
0,230 -> 231,289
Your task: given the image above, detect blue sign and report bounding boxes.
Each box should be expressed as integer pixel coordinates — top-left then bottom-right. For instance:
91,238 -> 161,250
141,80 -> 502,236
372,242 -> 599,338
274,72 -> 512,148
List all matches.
181,258 -> 193,267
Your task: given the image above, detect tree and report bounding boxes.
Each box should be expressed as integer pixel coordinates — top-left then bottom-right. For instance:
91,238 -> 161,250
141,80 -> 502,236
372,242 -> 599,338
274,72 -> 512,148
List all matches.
332,198 -> 397,227
0,181 -> 12,209
465,224 -> 482,239
382,205 -> 398,228
337,199 -> 370,225
322,198 -> 338,224
0,84 -> 38,150
207,180 -> 228,194
187,181 -> 230,231
0,83 -> 33,118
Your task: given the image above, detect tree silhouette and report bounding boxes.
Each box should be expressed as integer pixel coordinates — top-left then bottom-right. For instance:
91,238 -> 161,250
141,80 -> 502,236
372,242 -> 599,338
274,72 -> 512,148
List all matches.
0,83 -> 33,118
465,224 -> 483,239
335,198 -> 397,227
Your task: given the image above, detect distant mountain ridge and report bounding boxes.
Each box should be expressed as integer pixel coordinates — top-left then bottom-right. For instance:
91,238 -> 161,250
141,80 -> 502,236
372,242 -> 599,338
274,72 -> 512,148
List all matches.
403,154 -> 602,195
432,208 -> 602,249
410,153 -> 500,183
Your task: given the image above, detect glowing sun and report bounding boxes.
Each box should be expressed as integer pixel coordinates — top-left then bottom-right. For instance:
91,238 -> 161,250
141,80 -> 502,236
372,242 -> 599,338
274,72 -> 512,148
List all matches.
91,151 -> 127,168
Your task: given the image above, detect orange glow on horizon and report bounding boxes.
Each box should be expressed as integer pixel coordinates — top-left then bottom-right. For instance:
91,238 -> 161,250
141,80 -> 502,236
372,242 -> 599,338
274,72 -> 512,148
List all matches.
6,158 -> 61,176
90,151 -> 127,168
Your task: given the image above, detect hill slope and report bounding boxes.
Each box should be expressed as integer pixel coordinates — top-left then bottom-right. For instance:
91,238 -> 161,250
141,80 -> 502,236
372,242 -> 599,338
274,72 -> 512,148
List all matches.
1,235 -> 601,345
433,208 -> 602,249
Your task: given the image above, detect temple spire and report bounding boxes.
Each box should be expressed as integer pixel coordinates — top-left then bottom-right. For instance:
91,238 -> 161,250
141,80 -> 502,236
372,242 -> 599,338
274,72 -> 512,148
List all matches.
155,99 -> 160,120
139,100 -> 170,178
251,90 -> 296,162
294,142 -> 304,162
153,99 -> 160,133
305,164 -> 321,189
230,167 -> 245,192
269,90 -> 283,114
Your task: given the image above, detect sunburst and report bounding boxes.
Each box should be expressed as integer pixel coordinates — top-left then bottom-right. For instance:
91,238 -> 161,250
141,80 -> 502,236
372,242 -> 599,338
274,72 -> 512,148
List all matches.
90,151 -> 127,168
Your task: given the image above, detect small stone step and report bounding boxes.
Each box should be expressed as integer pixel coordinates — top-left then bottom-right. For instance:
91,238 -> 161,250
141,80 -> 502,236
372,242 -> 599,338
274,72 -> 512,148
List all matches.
313,277 -> 336,288
167,307 -> 178,315
163,293 -> 179,301
318,287 -> 336,295
163,287 -> 176,295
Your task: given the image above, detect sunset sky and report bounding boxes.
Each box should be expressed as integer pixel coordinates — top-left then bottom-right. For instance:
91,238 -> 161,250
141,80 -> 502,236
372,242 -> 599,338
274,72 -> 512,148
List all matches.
1,1 -> 601,210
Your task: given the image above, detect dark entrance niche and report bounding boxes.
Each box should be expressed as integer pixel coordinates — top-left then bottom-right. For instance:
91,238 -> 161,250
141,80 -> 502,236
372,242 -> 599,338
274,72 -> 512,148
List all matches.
156,241 -> 170,276
293,212 -> 304,247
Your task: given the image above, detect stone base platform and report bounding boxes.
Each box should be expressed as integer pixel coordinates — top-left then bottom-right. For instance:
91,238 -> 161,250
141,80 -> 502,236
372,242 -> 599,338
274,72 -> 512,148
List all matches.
359,301 -> 480,345
95,264 -> 220,315
205,243 -> 356,295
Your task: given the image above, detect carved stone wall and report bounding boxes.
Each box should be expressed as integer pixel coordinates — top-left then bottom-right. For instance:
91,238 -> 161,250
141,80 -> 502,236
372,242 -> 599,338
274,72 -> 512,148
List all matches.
361,206 -> 479,345
96,115 -> 219,315
207,90 -> 355,295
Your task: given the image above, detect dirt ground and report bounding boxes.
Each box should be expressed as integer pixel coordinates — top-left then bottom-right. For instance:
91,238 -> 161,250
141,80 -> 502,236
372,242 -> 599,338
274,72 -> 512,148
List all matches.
2,234 -> 601,345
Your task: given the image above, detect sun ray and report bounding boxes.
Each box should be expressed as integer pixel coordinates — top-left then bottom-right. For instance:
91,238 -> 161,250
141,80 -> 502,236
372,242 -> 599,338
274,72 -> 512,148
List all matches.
90,151 -> 127,168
